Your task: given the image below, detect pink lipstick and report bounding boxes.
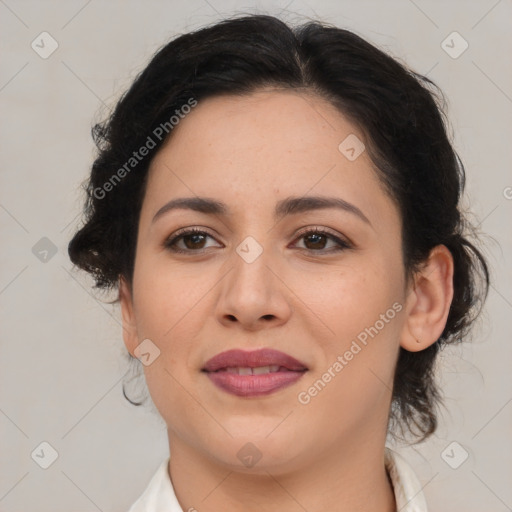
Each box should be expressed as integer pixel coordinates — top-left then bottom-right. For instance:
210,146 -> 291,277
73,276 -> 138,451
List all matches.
202,348 -> 308,397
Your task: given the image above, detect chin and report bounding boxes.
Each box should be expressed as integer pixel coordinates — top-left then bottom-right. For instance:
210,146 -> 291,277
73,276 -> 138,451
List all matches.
208,431 -> 308,474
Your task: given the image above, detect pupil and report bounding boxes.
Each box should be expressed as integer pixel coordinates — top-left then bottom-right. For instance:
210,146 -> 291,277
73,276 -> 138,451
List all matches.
306,233 -> 325,249
185,234 -> 205,249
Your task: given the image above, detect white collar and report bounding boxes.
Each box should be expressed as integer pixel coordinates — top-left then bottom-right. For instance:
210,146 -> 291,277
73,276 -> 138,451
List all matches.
128,447 -> 428,511
384,448 -> 429,511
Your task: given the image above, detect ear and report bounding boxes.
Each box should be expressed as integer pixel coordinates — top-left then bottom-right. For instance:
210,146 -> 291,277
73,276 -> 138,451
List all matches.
401,245 -> 454,352
119,276 -> 139,357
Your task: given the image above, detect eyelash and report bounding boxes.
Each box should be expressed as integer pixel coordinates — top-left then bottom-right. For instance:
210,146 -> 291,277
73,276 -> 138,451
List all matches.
163,226 -> 352,255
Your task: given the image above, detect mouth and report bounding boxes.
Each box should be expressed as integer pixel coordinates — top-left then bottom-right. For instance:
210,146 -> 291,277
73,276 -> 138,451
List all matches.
201,348 -> 308,397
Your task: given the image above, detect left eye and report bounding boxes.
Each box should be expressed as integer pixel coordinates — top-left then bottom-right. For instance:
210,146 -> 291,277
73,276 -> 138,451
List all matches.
164,228 -> 351,254
293,228 -> 351,252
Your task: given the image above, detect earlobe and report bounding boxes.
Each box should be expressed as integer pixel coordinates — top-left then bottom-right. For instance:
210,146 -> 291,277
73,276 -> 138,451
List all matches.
400,245 -> 454,352
119,276 -> 138,357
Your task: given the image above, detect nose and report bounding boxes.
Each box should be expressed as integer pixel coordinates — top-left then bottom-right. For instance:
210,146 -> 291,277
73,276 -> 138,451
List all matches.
215,245 -> 292,332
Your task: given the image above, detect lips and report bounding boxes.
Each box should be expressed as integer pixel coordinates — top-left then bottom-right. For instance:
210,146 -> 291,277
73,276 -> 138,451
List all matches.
202,348 -> 308,397
202,348 -> 308,373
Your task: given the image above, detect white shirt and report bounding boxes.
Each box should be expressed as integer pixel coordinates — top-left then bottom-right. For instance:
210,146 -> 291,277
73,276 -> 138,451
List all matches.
128,447 -> 428,511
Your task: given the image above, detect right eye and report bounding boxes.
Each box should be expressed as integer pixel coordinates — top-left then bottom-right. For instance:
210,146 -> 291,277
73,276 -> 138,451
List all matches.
163,228 -> 222,254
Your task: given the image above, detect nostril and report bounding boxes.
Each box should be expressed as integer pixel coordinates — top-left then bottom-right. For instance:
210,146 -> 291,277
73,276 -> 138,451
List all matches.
262,314 -> 274,321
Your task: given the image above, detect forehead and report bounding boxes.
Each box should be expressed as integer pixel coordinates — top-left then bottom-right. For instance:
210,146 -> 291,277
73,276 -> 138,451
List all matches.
162,88 -> 358,164
142,89 -> 399,231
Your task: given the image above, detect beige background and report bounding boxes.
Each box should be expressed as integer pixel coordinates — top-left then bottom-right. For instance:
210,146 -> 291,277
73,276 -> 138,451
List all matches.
1,1 -> 511,511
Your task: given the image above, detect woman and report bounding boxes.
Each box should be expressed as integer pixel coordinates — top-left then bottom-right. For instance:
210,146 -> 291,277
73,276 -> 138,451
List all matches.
68,14 -> 489,512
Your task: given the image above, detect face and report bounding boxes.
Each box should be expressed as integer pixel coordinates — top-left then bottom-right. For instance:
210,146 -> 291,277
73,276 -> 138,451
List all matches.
121,88 -> 411,474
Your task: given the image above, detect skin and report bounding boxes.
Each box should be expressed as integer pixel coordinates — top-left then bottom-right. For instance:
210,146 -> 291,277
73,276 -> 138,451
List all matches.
119,88 -> 454,512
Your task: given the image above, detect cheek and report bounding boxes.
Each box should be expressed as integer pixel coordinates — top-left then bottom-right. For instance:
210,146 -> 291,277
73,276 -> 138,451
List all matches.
131,263 -> 203,423
292,256 -> 399,333
132,259 -> 203,339
295,264 -> 402,435
293,255 -> 404,389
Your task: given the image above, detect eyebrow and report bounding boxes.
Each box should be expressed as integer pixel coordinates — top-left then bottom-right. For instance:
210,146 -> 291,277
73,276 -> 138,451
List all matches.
152,195 -> 371,226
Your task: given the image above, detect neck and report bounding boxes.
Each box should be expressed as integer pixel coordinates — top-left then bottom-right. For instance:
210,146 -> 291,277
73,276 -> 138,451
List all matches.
167,432 -> 396,512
